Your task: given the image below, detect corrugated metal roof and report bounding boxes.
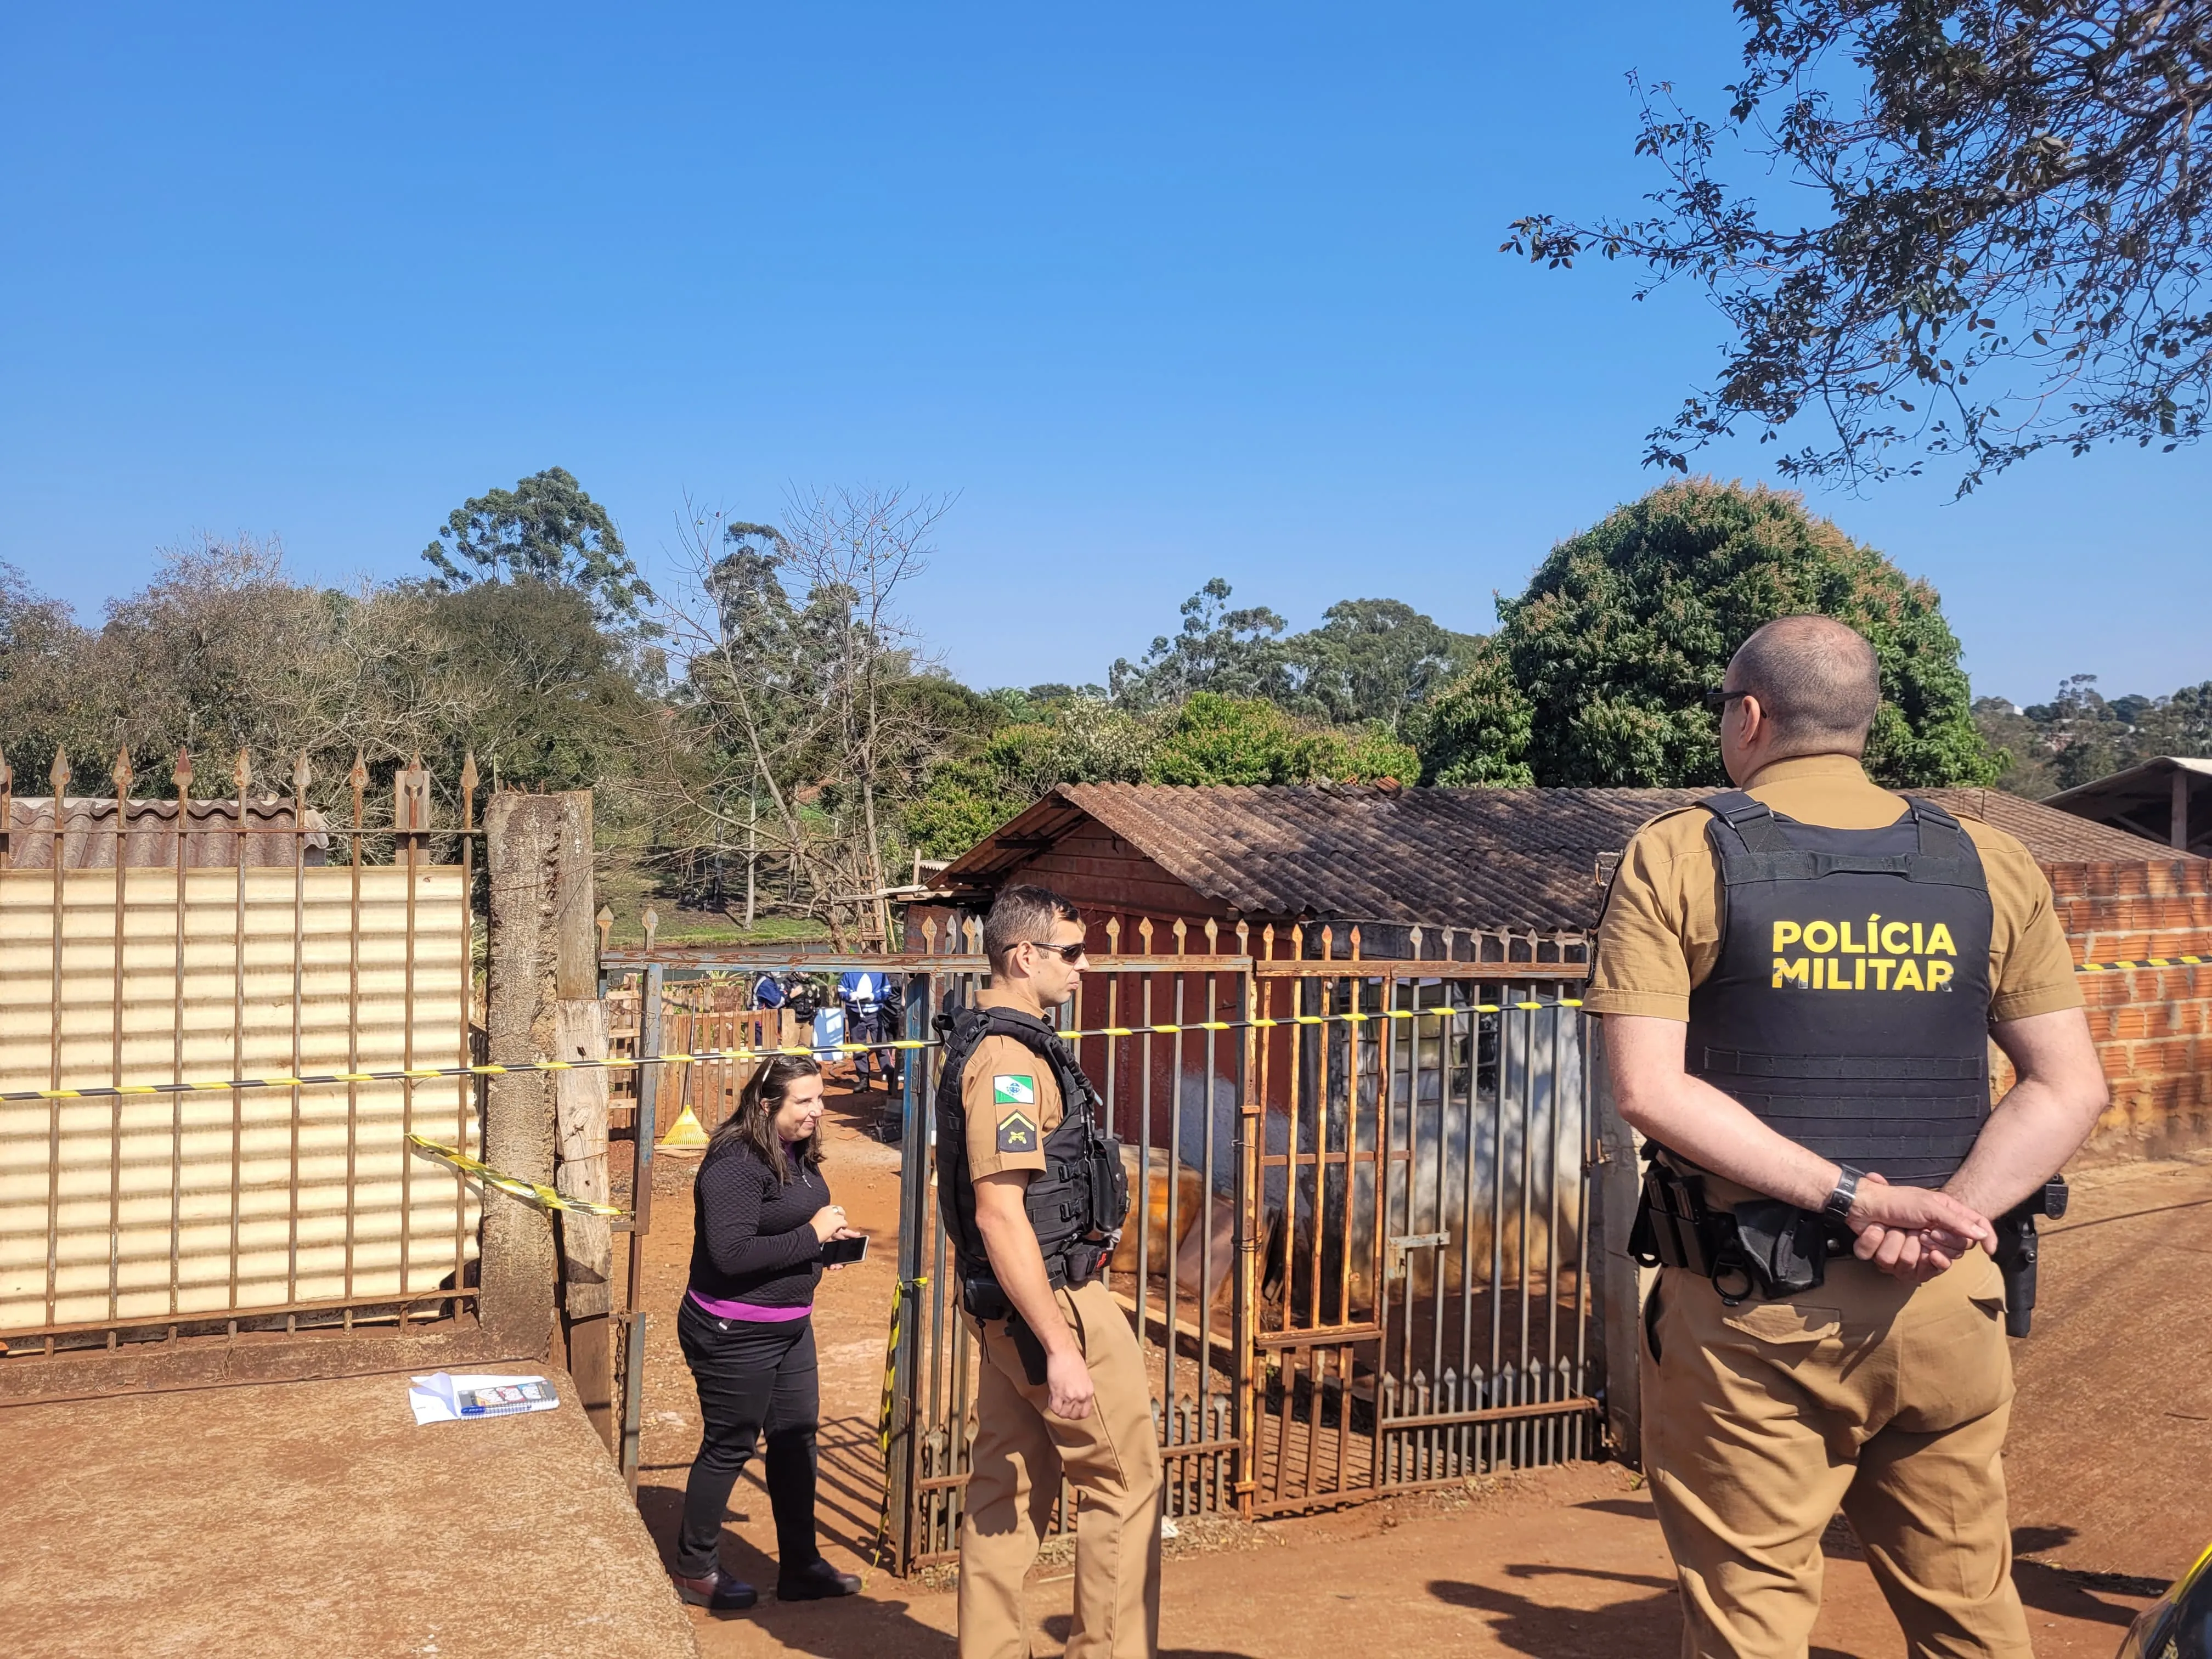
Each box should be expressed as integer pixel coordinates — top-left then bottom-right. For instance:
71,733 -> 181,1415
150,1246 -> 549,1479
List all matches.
933,781 -> 2185,934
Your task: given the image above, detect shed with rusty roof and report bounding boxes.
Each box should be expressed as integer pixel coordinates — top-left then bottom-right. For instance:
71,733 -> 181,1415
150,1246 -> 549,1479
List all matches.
917,781 -> 2179,962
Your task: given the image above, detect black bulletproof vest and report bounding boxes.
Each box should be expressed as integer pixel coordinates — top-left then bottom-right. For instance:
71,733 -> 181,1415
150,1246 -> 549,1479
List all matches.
1685,791 -> 1995,1188
933,1005 -> 1126,1287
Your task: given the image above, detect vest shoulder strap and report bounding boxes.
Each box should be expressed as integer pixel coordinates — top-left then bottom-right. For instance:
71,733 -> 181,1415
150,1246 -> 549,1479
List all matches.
1699,789 -> 1796,854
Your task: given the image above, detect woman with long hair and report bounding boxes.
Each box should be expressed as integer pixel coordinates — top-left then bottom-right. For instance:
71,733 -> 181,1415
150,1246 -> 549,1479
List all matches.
668,1053 -> 864,1612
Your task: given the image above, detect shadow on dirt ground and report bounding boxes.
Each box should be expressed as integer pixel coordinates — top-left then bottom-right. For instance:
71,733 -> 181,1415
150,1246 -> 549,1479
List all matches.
628,1081 -> 2182,1658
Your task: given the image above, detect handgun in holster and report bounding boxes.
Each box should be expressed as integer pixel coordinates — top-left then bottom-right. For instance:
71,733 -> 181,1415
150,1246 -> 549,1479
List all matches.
961,1274 -> 1051,1386
1631,1153 -> 1848,1305
1990,1176 -> 2068,1338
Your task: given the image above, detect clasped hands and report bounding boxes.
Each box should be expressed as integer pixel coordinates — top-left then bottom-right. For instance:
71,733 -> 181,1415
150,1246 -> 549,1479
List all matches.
1842,1172 -> 1996,1284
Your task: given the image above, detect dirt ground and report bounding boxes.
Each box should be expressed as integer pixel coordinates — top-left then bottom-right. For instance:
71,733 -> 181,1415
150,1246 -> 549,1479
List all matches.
627,1081 -> 2205,1658
3,1366 -> 697,1659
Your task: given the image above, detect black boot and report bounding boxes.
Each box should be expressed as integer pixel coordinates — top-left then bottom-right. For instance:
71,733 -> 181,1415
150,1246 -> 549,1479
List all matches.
777,1558 -> 862,1601
670,1566 -> 758,1612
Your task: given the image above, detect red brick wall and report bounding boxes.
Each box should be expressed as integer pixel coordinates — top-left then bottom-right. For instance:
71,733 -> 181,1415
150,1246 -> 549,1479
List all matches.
2000,859 -> 2212,1162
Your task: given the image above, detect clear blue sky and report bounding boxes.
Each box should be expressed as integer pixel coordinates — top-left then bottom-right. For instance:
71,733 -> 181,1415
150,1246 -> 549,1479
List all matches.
3,4 -> 2204,707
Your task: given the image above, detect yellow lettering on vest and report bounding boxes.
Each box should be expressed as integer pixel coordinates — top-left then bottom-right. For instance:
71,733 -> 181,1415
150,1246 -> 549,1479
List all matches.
1841,921 -> 1867,953
1773,957 -> 1810,988
1893,959 -> 1926,991
1850,956 -> 1864,989
1926,960 -> 1954,991
1803,919 -> 1837,953
1880,921 -> 1912,955
1926,923 -> 1957,957
1869,958 -> 1895,990
1829,957 -> 1852,990
1912,921 -> 1925,954
1773,920 -> 1801,951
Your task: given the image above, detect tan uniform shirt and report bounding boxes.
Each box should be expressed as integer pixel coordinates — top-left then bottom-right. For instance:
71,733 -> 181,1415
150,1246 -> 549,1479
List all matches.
1585,753 -> 2081,1025
961,991 -> 1065,1180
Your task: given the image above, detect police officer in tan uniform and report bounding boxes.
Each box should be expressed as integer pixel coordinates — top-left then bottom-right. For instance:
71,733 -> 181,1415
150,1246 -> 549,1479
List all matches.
1587,616 -> 2111,1659
936,884 -> 1161,1659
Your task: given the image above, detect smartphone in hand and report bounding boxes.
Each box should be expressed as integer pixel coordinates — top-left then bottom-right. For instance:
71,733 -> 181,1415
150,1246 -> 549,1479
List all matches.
821,1234 -> 870,1266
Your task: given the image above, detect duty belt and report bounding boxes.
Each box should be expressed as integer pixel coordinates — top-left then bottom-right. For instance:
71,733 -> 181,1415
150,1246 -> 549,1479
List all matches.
1629,1153 -> 1852,1304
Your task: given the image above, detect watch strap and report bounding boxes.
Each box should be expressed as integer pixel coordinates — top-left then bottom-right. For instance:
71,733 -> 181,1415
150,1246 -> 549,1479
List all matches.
1822,1164 -> 1864,1219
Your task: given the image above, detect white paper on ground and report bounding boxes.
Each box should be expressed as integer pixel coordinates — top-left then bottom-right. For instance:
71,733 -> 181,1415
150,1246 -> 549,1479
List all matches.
409,1372 -> 561,1425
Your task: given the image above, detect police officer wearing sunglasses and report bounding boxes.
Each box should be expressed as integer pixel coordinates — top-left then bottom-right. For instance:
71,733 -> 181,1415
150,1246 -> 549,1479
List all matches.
934,884 -> 1158,1659
1589,616 -> 2110,1658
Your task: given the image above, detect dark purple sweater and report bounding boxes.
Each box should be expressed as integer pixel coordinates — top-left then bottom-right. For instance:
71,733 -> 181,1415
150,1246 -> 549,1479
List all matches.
686,1138 -> 829,1308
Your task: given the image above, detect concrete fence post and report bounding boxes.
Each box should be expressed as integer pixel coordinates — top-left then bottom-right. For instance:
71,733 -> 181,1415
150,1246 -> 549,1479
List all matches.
478,791 -> 593,1363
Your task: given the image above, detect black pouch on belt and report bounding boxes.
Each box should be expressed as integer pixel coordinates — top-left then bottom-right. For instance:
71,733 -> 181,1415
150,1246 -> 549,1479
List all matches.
961,1275 -> 1013,1322
1630,1159 -> 1729,1278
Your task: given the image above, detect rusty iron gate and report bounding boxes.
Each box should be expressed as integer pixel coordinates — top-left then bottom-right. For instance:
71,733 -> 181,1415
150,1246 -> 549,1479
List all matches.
0,751 -> 481,1364
602,918 -> 1600,1573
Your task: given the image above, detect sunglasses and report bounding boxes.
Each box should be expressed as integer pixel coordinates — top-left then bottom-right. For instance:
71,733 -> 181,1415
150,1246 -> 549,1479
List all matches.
1024,938 -> 1089,964
1702,689 -> 1751,713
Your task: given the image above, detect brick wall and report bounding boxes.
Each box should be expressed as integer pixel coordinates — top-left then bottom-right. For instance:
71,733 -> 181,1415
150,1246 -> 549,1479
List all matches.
2002,859 -> 2212,1162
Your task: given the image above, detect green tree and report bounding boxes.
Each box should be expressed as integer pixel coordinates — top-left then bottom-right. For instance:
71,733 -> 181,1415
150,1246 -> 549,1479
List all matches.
1412,480 -> 1996,789
1281,598 -> 1484,733
1406,644 -> 1537,786
423,467 -> 654,629
1146,693 -> 1417,788
1971,696 -> 2059,798
1508,0 -> 2212,492
1109,578 -> 1293,710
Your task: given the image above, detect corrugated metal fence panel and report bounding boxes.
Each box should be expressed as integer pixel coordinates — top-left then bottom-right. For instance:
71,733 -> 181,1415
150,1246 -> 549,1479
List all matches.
0,865 -> 473,1335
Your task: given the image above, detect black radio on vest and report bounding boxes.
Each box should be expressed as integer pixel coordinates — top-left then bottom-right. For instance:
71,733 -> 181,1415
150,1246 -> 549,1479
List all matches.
1686,792 -> 1995,1188
934,1006 -> 1130,1309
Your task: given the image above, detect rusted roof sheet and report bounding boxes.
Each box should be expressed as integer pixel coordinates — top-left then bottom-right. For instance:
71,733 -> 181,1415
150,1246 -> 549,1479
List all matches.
933,782 -> 2185,935
1,797 -> 331,870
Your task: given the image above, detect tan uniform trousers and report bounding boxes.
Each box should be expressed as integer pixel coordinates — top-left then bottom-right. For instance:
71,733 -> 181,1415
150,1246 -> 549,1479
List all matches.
1643,1247 -> 2030,1659
959,1277 -> 1163,1659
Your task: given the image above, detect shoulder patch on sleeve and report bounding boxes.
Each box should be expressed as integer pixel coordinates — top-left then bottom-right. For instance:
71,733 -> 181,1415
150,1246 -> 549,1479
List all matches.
995,1108 -> 1039,1155
992,1074 -> 1036,1107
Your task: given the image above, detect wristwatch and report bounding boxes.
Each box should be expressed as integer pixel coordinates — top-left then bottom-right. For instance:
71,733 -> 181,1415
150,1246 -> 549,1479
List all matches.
1822,1163 -> 1865,1220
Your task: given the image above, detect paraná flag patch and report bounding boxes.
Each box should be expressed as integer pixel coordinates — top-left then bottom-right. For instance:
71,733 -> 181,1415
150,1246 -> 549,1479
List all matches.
992,1075 -> 1036,1107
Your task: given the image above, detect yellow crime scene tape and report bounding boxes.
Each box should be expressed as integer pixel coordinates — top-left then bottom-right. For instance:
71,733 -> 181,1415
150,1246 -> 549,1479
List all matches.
404,1134 -> 625,1217
872,1273 -> 929,1568
0,1002 -> 1582,1107
2075,953 -> 2208,973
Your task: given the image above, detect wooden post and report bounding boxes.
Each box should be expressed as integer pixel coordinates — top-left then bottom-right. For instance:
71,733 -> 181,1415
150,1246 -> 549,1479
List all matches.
1588,1017 -> 1649,1469
479,791 -> 589,1362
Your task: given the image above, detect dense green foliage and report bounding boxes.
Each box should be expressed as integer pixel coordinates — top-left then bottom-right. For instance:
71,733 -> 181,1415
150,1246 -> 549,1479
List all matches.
901,691 -> 1418,859
1976,675 -> 2212,798
423,466 -> 656,629
1410,480 -> 1997,790
12,469 -> 2152,938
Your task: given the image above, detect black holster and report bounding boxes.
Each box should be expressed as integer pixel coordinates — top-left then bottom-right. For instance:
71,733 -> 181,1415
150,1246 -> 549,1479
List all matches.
1991,1176 -> 2069,1338
1631,1156 -> 1847,1305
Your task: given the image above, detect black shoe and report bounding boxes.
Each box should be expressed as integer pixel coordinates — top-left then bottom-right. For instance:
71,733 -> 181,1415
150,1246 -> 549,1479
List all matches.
670,1567 -> 758,1612
777,1558 -> 862,1601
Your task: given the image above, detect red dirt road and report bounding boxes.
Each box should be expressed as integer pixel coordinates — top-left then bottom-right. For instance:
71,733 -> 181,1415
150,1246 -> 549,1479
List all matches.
625,1084 -> 2194,1658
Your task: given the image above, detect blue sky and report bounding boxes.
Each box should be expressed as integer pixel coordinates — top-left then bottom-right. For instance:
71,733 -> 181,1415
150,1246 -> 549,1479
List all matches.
3,4 -> 2204,707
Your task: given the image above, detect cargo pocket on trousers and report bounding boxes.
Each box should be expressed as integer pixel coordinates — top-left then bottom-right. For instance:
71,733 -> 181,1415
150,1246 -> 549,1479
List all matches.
1720,1301 -> 1842,1348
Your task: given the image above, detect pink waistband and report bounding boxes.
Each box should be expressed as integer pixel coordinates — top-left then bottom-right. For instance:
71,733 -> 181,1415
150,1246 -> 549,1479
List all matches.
687,1288 -> 812,1323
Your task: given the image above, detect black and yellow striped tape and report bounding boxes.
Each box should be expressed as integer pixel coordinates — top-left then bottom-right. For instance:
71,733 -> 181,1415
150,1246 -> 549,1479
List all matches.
0,1001 -> 1583,1105
2075,954 -> 2208,974
405,1133 -> 625,1217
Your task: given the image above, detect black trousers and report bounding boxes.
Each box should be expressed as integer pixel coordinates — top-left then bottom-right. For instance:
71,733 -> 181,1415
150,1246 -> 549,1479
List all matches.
675,1297 -> 823,1579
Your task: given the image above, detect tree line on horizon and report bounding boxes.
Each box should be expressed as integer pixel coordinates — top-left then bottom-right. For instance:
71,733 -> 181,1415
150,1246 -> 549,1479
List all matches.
0,468 -> 2192,940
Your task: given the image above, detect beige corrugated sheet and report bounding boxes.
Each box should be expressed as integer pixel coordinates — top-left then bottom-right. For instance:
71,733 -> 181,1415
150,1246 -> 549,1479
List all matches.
0,864 -> 472,1335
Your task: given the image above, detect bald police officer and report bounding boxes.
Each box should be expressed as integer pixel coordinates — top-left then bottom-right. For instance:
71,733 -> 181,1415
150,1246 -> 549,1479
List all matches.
936,884 -> 1161,1659
1588,616 -> 2110,1658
